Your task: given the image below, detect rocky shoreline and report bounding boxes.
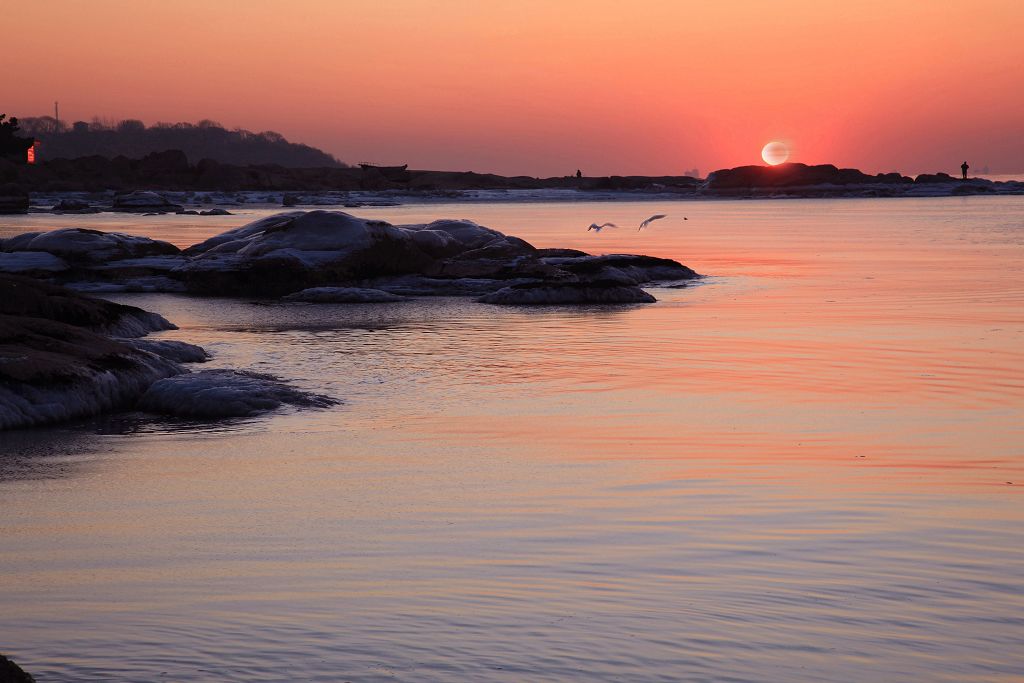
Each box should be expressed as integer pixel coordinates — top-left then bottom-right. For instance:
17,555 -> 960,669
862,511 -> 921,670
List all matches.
0,275 -> 337,431
0,210 -> 697,431
0,210 -> 699,301
2,160 -> 1021,216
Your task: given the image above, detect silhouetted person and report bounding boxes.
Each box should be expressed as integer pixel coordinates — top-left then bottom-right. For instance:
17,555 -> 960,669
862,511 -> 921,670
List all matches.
576,169 -> 582,178
961,161 -> 969,180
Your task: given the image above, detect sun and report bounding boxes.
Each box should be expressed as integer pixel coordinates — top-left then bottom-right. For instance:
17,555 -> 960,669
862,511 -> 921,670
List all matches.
761,141 -> 790,166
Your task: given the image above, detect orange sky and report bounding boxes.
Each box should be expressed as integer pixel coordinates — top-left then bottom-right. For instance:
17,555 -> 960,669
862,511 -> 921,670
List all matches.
6,1 -> 1024,175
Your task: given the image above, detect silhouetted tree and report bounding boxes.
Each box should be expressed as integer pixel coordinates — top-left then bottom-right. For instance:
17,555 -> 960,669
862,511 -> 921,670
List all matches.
16,116 -> 344,167
0,114 -> 35,163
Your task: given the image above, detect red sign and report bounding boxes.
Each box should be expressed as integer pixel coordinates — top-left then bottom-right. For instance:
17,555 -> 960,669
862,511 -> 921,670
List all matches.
27,142 -> 37,164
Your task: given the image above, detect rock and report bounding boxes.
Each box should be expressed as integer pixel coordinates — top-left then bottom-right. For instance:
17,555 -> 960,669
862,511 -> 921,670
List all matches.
0,276 -> 185,430
52,198 -> 100,213
540,253 -> 698,284
478,280 -> 657,305
0,252 -> 70,274
0,229 -> 186,291
2,211 -> 701,301
199,208 -> 232,216
137,369 -> 337,418
366,275 -> 541,296
120,338 -> 210,363
1,228 -> 180,264
705,163 -> 912,191
282,193 -> 300,207
0,654 -> 35,683
283,286 -> 407,303
0,275 -> 175,337
181,211 -> 433,295
0,184 -> 29,215
111,190 -> 183,213
914,172 -> 956,184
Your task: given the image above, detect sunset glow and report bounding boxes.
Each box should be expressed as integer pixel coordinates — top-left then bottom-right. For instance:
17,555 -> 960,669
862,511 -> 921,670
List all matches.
5,1 -> 1024,175
761,141 -> 790,166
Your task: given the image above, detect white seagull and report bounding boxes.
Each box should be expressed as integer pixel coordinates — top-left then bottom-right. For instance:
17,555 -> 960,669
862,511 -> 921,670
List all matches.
637,214 -> 668,231
587,222 -> 618,232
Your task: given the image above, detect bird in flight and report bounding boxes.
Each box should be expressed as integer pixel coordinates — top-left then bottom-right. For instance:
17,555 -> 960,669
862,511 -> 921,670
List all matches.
638,214 -> 668,231
587,222 -> 618,232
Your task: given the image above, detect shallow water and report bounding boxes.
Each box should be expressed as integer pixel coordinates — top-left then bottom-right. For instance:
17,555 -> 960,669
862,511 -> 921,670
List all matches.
2,197 -> 1023,681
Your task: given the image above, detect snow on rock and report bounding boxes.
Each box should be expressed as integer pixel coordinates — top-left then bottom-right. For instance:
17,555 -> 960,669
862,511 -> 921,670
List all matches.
478,280 -> 657,305
283,287 -> 407,303
138,370 -> 337,418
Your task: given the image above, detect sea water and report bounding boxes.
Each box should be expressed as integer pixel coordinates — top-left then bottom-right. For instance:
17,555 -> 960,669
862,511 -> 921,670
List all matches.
1,197 -> 1022,681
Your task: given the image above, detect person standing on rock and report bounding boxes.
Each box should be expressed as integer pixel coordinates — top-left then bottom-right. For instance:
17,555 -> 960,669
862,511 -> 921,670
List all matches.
961,161 -> 969,180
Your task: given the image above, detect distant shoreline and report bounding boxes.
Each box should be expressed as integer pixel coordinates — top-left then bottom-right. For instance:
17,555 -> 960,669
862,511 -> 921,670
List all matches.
2,156 -> 1022,215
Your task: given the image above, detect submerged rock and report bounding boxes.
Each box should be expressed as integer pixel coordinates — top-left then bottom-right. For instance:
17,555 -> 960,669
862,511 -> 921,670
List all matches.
138,370 -> 337,418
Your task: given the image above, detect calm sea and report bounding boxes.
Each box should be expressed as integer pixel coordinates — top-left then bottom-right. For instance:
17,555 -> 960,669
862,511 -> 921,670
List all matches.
1,197 -> 1023,682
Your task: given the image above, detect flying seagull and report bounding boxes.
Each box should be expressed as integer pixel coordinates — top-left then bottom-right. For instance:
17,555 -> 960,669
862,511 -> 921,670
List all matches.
588,222 -> 618,232
638,214 -> 667,231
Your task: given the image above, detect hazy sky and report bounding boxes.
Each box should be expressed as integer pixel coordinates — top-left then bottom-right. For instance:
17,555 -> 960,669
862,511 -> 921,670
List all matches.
7,1 -> 1024,175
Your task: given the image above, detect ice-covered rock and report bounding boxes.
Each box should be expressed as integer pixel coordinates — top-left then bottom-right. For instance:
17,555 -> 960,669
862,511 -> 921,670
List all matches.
478,280 -> 657,305
283,287 -> 407,303
138,370 -> 337,418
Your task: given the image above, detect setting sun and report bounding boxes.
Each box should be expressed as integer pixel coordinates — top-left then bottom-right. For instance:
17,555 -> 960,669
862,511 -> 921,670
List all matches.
761,141 -> 789,165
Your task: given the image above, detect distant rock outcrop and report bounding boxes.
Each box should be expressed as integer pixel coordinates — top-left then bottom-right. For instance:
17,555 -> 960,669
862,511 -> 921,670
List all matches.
705,163 -> 913,190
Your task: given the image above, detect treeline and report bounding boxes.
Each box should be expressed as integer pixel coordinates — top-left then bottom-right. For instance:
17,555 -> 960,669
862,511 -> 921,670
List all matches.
18,117 -> 344,168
